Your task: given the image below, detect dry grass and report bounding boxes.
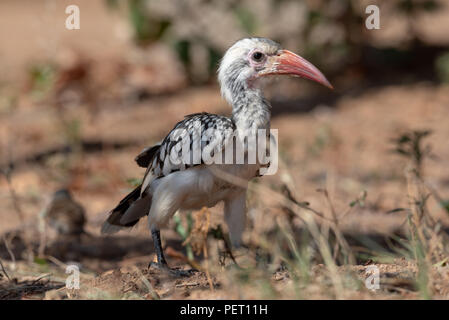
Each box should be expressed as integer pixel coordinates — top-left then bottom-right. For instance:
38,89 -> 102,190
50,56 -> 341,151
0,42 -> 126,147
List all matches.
1,1 -> 449,299
1,82 -> 449,299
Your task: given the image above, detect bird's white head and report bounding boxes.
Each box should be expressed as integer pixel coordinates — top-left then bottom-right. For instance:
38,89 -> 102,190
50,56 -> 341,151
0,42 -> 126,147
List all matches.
218,37 -> 333,105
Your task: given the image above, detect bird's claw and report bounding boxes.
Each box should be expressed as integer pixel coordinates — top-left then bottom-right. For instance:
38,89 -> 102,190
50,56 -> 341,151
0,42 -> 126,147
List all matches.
148,261 -> 195,277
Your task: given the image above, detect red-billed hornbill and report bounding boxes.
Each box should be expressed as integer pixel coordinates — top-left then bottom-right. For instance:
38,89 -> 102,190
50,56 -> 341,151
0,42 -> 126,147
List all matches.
102,38 -> 332,276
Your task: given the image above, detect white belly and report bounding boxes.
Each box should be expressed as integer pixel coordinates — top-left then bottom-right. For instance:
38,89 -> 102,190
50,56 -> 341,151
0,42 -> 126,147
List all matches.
148,163 -> 258,228
176,163 -> 258,210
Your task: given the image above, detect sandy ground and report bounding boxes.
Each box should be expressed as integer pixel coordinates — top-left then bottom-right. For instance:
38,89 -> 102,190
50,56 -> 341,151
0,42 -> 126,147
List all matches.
1,82 -> 449,299
1,1 -> 449,300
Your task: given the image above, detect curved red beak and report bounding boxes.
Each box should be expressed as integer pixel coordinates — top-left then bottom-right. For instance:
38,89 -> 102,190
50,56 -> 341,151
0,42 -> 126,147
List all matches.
268,50 -> 333,89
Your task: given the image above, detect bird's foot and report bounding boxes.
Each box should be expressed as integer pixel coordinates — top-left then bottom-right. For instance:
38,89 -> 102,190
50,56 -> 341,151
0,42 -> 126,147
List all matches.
148,261 -> 195,277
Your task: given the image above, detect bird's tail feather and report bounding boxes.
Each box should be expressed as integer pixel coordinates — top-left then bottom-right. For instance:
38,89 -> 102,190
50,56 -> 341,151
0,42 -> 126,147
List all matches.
101,185 -> 150,234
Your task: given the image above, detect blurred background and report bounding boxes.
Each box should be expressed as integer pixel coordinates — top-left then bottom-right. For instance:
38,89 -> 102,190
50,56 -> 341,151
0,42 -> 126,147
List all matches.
0,0 -> 449,299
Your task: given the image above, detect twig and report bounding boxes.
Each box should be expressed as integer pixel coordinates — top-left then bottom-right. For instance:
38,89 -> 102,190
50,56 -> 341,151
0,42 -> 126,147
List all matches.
46,256 -> 68,270
38,207 -> 48,258
31,273 -> 52,285
284,184 -> 355,265
2,168 -> 26,224
133,267 -> 160,300
0,258 -> 12,282
1,136 -> 26,224
175,282 -> 200,288
1,135 -> 35,261
317,188 -> 339,225
3,235 -> 16,269
201,210 -> 214,291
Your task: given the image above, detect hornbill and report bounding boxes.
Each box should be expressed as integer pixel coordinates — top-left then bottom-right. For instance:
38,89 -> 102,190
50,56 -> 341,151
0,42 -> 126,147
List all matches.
102,38 -> 332,276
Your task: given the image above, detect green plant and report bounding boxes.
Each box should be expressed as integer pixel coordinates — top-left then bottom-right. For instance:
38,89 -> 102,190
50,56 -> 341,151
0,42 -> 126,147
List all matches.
173,212 -> 194,260
391,129 -> 449,298
392,129 -> 432,178
28,63 -> 56,99
435,51 -> 449,83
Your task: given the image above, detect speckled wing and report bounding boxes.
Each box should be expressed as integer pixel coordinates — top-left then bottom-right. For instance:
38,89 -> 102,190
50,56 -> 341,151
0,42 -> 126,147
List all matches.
138,112 -> 235,192
135,144 -> 161,168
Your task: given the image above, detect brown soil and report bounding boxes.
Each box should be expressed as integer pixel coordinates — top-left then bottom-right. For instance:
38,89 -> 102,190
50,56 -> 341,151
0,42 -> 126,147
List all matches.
1,1 -> 449,300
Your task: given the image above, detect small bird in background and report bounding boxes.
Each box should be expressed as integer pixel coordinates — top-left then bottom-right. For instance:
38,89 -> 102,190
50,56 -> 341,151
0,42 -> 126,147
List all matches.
42,189 -> 86,237
102,37 -> 332,276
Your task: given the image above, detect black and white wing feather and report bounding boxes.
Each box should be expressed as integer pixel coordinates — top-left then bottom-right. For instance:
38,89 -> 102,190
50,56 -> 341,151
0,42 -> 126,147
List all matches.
134,144 -> 161,168
140,112 -> 235,190
102,112 -> 235,233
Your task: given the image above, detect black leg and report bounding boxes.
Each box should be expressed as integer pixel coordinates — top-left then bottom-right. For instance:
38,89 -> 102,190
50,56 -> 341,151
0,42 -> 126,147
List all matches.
151,228 -> 168,266
149,228 -> 194,277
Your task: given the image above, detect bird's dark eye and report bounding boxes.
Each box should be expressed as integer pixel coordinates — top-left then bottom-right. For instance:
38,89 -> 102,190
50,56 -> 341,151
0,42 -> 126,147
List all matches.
252,51 -> 264,62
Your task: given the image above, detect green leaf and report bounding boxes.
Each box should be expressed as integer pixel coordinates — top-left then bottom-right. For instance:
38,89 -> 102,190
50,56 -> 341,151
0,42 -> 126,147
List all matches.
234,7 -> 257,34
34,257 -> 48,266
174,40 -> 191,67
386,208 -> 407,214
440,200 -> 449,214
105,0 -> 120,9
436,51 -> 449,83
126,177 -> 142,187
173,214 -> 187,239
433,257 -> 448,267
